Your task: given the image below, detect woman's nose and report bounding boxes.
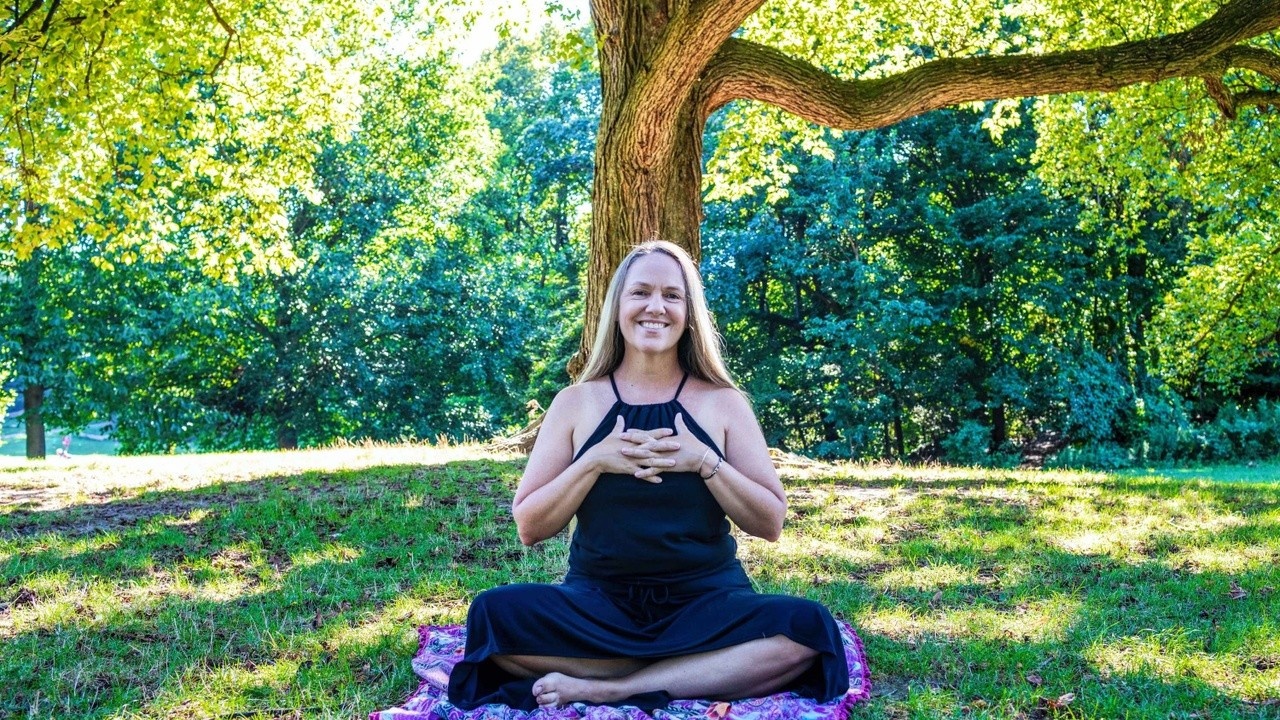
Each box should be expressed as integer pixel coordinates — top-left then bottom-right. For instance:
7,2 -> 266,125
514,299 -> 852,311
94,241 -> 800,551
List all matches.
646,294 -> 665,313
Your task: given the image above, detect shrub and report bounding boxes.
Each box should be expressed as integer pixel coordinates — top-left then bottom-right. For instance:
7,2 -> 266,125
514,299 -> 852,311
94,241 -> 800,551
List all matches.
1046,442 -> 1132,470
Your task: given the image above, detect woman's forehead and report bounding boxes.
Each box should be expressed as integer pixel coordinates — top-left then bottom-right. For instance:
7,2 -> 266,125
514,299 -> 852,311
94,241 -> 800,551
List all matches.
625,253 -> 685,286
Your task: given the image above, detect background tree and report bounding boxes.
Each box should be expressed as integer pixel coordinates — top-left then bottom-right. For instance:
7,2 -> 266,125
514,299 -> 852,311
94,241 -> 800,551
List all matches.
62,28 -> 601,454
0,0 -> 412,457
704,100 -> 1222,463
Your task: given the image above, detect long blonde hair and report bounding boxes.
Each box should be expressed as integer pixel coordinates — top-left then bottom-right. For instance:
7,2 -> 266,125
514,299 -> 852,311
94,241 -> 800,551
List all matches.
578,241 -> 738,389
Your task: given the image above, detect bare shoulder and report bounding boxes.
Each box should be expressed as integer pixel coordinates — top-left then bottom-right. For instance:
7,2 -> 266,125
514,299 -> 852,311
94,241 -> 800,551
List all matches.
681,379 -> 754,419
545,379 -> 617,450
554,379 -> 615,413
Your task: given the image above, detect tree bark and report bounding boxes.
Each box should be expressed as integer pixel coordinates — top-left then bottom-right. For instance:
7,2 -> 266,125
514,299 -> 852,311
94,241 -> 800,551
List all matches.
24,384 -> 45,459
16,244 -> 47,459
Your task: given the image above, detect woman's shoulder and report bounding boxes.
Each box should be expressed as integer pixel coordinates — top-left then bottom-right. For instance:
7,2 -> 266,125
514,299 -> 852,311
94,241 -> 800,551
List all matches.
548,379 -> 616,418
681,377 -> 752,418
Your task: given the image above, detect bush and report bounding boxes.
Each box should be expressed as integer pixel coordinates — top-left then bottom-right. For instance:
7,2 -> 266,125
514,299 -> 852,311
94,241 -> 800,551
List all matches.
1133,395 -> 1280,465
1209,400 -> 1280,461
1058,351 -> 1133,444
1046,442 -> 1133,470
941,421 -> 1020,468
1137,393 -> 1192,463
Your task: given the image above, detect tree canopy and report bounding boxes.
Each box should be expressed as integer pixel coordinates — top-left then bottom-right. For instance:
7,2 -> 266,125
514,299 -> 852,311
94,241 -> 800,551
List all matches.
3,2 -> 1280,462
580,0 -> 1280,369
2,0 -> 405,268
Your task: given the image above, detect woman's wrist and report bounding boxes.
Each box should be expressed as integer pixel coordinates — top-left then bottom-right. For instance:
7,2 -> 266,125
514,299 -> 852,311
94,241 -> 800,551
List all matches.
699,453 -> 723,480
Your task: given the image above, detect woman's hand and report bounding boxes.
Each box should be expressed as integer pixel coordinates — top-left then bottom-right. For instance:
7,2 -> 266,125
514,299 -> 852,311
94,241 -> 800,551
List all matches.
664,413 -> 714,475
585,416 -> 680,482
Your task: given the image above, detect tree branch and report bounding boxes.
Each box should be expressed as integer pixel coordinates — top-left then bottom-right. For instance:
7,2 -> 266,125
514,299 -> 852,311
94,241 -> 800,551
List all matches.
614,0 -> 766,165
2,0 -> 44,35
1235,88 -> 1280,109
204,0 -> 235,77
1226,45 -> 1280,82
700,0 -> 1280,129
36,0 -> 57,33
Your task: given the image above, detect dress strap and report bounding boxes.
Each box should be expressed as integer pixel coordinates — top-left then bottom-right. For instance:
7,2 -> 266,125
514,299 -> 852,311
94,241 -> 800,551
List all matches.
672,372 -> 690,401
608,373 -> 623,402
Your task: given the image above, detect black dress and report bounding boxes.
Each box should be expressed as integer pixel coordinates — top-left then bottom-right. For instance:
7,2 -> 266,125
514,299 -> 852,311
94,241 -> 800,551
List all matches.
447,374 -> 849,711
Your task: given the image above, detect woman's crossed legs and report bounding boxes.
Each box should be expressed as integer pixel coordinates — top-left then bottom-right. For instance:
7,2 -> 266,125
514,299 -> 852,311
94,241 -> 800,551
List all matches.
492,635 -> 818,708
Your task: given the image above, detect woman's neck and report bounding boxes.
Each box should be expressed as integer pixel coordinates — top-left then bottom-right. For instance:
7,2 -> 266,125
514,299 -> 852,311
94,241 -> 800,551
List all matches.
614,354 -> 683,401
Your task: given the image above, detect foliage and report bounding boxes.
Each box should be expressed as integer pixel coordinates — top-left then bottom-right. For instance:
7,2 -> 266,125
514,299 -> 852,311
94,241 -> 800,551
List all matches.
91,28 -> 598,453
0,0 -> 410,269
704,104 -> 1175,463
1033,82 -> 1280,392
1,449 -> 1277,718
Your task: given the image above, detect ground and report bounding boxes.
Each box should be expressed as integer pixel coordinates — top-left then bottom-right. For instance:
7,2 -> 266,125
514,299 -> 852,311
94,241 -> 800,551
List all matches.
0,446 -> 1277,719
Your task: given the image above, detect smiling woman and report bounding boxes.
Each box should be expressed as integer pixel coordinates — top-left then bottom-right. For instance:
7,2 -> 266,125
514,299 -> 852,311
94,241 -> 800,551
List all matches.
617,254 -> 689,357
443,241 -> 856,713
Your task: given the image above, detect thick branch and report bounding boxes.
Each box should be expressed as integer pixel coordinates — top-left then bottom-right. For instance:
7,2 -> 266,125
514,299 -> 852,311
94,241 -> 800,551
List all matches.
1226,45 -> 1280,82
701,0 -> 1280,129
613,0 -> 766,166
1235,88 -> 1280,108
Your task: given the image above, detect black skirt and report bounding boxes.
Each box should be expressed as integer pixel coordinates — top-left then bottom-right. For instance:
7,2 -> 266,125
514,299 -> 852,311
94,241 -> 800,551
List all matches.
446,561 -> 849,711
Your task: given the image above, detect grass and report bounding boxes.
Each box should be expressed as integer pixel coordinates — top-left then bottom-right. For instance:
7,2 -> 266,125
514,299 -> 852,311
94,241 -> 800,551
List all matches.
1,448 -> 1277,719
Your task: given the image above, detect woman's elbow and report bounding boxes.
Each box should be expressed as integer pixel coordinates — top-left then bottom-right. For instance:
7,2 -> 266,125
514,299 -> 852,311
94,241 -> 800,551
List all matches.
761,505 -> 786,542
512,514 -> 540,546
747,511 -> 785,542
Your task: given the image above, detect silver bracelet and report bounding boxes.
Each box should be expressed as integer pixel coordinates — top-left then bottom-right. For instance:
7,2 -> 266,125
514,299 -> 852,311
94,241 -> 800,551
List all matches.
700,455 -> 723,480
697,448 -> 712,476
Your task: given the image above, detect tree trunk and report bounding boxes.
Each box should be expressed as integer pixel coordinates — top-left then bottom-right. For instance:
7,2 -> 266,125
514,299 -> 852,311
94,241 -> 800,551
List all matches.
574,0 -> 756,374
1127,250 -> 1151,397
24,384 -> 45,459
276,425 -> 298,450
991,403 -> 1007,450
577,94 -> 705,373
892,398 -> 906,458
16,246 -> 47,460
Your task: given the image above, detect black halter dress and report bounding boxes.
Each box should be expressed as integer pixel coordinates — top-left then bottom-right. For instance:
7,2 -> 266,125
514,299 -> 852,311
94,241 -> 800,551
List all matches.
447,374 -> 849,711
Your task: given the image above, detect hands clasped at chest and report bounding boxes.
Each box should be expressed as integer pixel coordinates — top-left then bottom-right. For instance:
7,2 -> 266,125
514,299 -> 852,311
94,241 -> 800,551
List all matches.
585,414 -> 712,482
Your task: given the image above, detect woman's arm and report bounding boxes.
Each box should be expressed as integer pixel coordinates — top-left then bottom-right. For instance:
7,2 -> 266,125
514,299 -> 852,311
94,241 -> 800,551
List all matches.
512,387 -> 677,546
672,393 -> 787,541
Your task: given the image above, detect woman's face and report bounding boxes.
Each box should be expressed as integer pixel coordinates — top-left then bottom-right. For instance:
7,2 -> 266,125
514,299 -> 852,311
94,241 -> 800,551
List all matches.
618,252 -> 688,357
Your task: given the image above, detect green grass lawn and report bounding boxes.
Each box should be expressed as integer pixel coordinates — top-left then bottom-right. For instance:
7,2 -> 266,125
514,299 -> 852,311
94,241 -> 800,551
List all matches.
1,448 -> 1277,719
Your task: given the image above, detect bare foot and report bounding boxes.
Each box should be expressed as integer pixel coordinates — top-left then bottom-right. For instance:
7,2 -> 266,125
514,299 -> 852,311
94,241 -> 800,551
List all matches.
531,672 -> 617,707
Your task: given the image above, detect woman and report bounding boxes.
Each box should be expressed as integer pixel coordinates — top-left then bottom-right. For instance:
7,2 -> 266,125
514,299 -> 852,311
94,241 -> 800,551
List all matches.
447,241 -> 849,711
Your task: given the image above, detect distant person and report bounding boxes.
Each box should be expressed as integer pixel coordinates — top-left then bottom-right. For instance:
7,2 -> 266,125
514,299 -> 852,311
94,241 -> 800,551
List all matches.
56,435 -> 71,458
447,241 -> 849,711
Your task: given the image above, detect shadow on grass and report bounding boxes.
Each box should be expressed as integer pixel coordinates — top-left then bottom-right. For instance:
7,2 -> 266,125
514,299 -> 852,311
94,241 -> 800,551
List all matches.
2,461 -> 1277,718
0,457 -> 566,719
761,471 -> 1280,718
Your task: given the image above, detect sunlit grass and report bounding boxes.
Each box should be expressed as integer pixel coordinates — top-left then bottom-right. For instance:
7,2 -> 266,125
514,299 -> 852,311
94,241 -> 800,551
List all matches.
1,450 -> 1277,718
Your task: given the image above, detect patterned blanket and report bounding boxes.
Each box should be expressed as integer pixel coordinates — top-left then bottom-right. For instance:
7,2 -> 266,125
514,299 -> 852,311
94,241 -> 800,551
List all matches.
371,620 -> 871,720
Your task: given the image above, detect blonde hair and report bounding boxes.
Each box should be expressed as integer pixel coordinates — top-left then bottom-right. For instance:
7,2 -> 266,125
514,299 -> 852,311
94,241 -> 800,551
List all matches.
578,241 -> 738,389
